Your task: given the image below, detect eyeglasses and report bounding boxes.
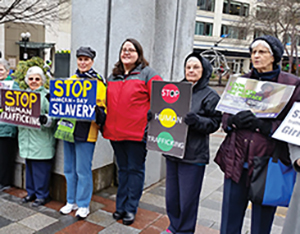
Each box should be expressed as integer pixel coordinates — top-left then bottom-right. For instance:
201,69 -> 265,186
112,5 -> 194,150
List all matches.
28,77 -> 41,81
251,50 -> 271,56
121,48 -> 137,53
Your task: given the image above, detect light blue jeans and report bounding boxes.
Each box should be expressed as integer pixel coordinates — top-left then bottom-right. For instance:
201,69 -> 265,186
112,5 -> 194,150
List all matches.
63,140 -> 95,208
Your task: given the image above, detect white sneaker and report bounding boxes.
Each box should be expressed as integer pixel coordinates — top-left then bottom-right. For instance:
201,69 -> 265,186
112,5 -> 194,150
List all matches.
75,207 -> 90,219
60,203 -> 78,215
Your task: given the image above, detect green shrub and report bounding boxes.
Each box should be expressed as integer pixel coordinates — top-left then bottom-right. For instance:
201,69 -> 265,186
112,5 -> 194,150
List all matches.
12,57 -> 50,90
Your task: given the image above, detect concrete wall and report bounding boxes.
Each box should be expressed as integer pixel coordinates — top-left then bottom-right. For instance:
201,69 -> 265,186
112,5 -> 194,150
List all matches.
68,0 -> 196,190
0,25 -> 4,58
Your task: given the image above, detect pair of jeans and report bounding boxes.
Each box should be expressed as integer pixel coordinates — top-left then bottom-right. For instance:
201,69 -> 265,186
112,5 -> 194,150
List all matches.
111,140 -> 147,214
63,140 -> 95,208
220,169 -> 276,234
165,158 -> 205,234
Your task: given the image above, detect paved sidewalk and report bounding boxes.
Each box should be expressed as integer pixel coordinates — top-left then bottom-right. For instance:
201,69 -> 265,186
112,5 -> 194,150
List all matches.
0,129 -> 287,234
0,84 -> 287,234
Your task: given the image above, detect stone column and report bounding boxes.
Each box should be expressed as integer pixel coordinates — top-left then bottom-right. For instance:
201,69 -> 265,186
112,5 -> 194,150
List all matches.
68,0 -> 196,190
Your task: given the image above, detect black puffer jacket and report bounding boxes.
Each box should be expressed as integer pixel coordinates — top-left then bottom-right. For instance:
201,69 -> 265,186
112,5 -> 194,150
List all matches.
164,53 -> 222,164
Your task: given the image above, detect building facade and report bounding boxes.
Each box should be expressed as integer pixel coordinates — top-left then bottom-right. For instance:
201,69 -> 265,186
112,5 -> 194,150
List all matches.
0,2 -> 71,71
194,0 -> 258,75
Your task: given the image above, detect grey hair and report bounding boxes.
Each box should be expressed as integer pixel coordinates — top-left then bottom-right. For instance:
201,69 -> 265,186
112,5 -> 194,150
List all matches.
251,40 -> 273,55
25,66 -> 46,85
0,58 -> 10,71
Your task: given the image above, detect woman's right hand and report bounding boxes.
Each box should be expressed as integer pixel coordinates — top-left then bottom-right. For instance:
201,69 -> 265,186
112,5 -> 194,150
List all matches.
227,110 -> 255,129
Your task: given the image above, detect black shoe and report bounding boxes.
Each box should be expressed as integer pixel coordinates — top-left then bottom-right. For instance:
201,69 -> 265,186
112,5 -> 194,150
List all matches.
112,211 -> 125,220
122,212 -> 135,225
32,197 -> 50,207
21,194 -> 36,204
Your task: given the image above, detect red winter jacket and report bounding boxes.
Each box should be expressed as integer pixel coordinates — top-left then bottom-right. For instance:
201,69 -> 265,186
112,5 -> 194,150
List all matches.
103,64 -> 163,141
214,70 -> 300,183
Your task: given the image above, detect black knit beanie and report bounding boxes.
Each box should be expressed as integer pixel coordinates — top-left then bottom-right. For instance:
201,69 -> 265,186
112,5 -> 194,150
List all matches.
249,35 -> 284,64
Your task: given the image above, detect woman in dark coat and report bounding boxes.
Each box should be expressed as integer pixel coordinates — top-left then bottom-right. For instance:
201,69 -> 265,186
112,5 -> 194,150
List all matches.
215,35 -> 300,234
161,52 -> 222,234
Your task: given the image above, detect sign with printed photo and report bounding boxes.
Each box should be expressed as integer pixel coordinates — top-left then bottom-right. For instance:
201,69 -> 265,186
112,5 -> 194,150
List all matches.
272,102 -> 300,146
147,80 -> 192,158
0,89 -> 41,128
216,76 -> 295,118
49,79 -> 97,120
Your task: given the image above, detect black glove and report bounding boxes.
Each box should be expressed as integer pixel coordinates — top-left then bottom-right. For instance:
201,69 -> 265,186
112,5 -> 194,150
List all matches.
184,112 -> 198,126
227,110 -> 256,129
147,110 -> 153,122
95,106 -> 106,125
251,118 -> 272,136
39,115 -> 48,125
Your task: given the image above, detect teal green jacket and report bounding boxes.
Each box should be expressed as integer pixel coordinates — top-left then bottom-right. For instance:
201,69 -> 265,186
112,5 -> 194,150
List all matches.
0,76 -> 19,138
18,86 -> 56,160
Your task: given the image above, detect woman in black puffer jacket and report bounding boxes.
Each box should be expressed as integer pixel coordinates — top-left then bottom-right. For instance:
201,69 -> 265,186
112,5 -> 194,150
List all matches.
161,52 -> 222,234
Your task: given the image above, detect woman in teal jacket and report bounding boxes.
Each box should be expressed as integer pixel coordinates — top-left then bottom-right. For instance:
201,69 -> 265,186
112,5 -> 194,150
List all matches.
0,58 -> 19,192
19,66 -> 56,207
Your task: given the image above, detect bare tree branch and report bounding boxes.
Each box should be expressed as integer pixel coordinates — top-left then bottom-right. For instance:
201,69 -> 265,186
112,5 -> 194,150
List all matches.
0,0 -> 71,25
236,0 -> 300,73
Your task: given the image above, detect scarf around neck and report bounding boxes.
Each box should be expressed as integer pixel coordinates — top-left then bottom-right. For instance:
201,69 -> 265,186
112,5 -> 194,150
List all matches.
252,65 -> 281,81
75,68 -> 106,84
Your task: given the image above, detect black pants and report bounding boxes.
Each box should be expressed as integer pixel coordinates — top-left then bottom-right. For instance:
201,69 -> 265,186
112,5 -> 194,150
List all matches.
166,158 -> 206,234
26,159 -> 52,199
0,137 -> 18,186
220,169 -> 276,234
111,140 -> 147,214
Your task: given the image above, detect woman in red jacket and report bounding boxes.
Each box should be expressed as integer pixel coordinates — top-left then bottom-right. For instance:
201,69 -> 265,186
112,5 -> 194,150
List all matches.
103,38 -> 162,225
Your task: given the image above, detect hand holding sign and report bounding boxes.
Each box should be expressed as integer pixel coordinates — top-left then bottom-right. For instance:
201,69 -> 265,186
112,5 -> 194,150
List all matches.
147,110 -> 153,122
39,115 -> 48,125
95,106 -> 106,125
251,118 -> 272,136
184,112 -> 198,126
227,110 -> 255,129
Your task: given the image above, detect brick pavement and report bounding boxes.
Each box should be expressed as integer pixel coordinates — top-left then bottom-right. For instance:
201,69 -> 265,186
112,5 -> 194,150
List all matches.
0,85 -> 287,234
0,185 -> 218,234
0,129 -> 286,234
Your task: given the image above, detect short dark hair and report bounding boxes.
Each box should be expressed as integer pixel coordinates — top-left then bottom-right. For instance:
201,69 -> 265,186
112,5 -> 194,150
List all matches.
112,38 -> 149,76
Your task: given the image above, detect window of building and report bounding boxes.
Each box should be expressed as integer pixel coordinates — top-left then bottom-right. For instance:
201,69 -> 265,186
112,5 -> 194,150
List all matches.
256,6 -> 279,20
195,21 -> 213,36
221,25 -> 247,40
197,0 -> 215,12
253,29 -> 273,39
223,0 -> 249,16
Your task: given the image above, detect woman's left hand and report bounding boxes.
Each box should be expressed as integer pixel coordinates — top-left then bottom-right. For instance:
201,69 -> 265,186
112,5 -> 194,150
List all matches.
95,106 -> 106,125
184,112 -> 198,126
